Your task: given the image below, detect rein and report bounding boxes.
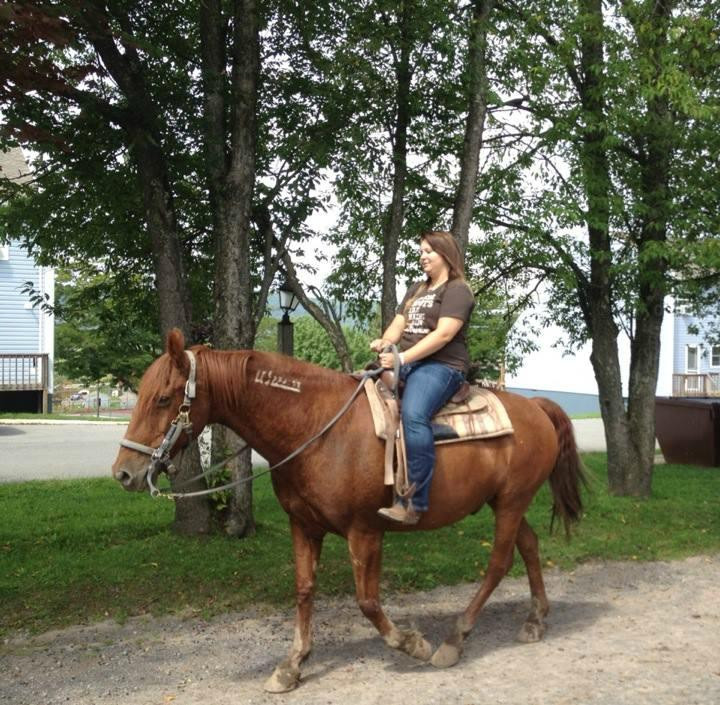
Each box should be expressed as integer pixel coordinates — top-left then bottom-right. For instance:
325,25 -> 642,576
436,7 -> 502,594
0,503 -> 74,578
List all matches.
119,350 -> 386,499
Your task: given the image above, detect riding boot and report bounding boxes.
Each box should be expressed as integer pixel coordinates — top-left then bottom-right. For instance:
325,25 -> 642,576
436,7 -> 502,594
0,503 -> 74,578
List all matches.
377,500 -> 421,525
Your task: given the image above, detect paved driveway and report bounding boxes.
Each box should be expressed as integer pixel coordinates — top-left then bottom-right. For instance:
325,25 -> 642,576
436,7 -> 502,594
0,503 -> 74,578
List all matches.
0,418 -> 614,483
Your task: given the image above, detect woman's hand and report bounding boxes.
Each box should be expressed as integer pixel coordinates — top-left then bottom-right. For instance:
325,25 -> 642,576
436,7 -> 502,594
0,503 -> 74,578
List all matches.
379,350 -> 406,368
370,315 -> 406,353
378,351 -> 395,369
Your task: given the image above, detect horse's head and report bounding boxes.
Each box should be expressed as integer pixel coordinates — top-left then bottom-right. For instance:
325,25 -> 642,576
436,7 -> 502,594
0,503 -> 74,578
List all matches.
112,328 -> 209,491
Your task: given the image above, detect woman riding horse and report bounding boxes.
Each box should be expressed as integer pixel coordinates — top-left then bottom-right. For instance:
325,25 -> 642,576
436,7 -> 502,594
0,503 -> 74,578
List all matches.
372,230 -> 475,525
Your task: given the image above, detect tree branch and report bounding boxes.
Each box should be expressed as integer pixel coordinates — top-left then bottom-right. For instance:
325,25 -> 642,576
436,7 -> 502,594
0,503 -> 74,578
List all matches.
276,241 -> 354,371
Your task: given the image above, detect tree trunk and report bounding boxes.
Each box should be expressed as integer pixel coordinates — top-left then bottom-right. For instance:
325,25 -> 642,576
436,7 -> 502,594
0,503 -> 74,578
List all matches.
200,0 -> 260,537
88,12 -> 212,530
171,442 -> 214,535
380,4 -> 412,330
131,133 -> 192,339
589,311 -> 642,495
577,3 -> 642,493
211,425 -> 255,537
620,0 -> 673,496
452,0 -> 495,257
577,0 -> 672,496
573,0 -> 642,496
131,130 -> 213,528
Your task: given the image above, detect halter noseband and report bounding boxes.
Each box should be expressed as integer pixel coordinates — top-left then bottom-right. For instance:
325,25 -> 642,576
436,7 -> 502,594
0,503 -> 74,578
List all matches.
119,349 -> 197,494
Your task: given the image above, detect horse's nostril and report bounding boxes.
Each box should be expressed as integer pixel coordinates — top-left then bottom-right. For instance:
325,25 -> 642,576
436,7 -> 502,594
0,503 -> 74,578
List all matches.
115,469 -> 132,486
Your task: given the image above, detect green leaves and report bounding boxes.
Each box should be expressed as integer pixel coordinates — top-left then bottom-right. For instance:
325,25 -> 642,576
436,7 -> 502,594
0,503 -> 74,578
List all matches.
52,268 -> 160,388
257,314 -> 375,371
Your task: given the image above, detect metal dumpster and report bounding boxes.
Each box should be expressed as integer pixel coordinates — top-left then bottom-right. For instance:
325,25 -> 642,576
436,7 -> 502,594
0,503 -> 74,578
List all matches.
654,397 -> 720,467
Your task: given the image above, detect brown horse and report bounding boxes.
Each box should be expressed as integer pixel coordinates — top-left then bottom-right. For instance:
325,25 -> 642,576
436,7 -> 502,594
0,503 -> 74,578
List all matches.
112,329 -> 585,692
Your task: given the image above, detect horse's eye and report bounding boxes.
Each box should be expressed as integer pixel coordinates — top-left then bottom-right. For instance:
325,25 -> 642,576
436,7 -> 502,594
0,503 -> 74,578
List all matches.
157,396 -> 171,407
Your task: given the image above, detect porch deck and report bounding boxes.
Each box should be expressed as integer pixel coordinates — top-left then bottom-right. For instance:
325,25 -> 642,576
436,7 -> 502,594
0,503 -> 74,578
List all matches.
672,373 -> 720,398
0,353 -> 49,391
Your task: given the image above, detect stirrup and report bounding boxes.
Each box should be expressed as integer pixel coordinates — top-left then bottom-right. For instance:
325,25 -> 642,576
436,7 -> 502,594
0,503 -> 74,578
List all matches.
396,482 -> 416,501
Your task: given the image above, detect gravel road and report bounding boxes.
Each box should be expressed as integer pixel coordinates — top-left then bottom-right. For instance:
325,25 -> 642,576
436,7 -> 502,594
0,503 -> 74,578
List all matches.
2,554 -> 718,705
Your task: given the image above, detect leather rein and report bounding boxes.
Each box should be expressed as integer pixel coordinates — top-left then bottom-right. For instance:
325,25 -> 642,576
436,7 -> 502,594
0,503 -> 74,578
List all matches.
119,349 -> 387,500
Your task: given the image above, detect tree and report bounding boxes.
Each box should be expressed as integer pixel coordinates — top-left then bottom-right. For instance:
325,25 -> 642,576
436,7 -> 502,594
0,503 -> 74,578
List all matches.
292,316 -> 375,370
451,0 -> 495,255
465,279 -> 538,383
1,1 -> 278,533
0,1 -> 217,534
0,0 -> 372,531
484,0 -> 720,495
307,0 -> 468,326
198,0 -> 263,538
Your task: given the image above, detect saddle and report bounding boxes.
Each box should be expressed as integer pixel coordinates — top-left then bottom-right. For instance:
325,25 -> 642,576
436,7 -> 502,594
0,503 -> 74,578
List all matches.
362,371 -> 514,497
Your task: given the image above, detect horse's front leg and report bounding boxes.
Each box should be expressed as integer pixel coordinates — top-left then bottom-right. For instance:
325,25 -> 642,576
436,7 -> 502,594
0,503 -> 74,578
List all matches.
265,519 -> 324,693
347,528 -> 432,662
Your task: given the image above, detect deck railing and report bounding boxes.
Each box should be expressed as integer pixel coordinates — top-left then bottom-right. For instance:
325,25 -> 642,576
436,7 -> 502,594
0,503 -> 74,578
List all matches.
0,353 -> 49,391
672,373 -> 720,397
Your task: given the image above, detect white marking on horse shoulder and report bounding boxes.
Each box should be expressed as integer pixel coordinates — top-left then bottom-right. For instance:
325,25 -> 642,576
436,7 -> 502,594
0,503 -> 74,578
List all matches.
254,369 -> 302,393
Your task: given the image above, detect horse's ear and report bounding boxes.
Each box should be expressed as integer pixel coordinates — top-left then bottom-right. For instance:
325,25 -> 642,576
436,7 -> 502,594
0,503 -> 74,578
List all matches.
166,328 -> 186,370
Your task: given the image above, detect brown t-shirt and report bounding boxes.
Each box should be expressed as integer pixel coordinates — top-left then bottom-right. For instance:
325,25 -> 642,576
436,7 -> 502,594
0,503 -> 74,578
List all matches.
396,279 -> 475,373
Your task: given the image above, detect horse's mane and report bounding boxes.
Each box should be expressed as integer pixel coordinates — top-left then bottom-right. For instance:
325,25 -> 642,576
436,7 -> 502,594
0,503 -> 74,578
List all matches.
198,347 -> 349,410
196,346 -> 251,411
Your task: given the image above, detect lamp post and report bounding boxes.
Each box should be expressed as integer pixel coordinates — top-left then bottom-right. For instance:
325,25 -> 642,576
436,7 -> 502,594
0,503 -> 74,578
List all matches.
277,279 -> 299,356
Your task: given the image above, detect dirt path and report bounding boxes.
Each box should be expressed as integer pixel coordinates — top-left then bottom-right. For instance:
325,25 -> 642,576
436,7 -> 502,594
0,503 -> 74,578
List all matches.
2,554 -> 719,705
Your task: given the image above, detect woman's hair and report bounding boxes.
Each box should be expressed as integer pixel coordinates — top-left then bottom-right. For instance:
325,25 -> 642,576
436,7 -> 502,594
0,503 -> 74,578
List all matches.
402,231 -> 467,315
421,230 -> 465,281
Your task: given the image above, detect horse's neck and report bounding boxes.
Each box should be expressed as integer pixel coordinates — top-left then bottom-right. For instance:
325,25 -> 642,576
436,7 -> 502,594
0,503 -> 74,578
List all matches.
204,349 -> 349,462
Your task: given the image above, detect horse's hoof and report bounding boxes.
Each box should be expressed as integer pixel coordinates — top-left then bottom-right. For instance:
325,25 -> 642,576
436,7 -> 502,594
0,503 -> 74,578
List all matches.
408,635 -> 432,662
517,620 -> 545,643
386,628 -> 432,661
264,663 -> 300,693
431,641 -> 461,668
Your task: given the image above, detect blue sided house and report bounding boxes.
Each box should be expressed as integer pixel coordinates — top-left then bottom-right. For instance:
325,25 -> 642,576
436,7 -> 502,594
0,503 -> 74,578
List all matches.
671,304 -> 720,397
0,148 -> 55,413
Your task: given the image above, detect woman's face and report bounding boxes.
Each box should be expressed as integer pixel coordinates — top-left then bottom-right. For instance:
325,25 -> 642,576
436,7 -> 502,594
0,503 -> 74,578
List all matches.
419,239 -> 449,280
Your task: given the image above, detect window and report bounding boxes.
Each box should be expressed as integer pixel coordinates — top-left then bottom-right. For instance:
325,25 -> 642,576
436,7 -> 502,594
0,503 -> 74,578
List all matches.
685,345 -> 699,392
712,345 -> 720,368
0,244 -> 8,261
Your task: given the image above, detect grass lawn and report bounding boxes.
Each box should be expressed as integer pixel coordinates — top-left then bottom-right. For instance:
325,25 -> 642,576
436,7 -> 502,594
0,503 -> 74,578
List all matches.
1,453 -> 718,637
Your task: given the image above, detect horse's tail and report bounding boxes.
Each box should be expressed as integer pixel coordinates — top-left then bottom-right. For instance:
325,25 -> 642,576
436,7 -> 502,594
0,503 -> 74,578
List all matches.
532,397 -> 588,536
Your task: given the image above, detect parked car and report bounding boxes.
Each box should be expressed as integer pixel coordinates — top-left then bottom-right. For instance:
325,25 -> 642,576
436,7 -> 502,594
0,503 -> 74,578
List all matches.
69,390 -> 89,401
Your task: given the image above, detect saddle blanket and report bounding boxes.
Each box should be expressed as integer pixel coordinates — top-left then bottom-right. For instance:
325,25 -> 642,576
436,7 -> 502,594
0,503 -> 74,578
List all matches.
364,379 -> 514,445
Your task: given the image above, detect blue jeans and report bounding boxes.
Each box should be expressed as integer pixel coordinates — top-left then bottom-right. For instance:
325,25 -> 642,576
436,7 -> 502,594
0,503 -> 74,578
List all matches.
400,360 -> 464,512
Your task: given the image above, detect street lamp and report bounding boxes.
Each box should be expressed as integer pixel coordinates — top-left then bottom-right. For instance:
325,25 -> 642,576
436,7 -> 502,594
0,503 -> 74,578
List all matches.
277,279 -> 299,356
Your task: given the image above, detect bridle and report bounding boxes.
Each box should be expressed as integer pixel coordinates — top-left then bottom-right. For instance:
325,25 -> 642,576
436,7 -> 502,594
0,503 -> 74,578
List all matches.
118,348 -> 390,500
119,349 -> 204,496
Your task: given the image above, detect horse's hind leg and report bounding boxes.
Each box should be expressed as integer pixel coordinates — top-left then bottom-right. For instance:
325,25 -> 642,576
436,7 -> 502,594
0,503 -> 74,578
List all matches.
347,528 -> 431,662
515,516 -> 549,643
432,502 -> 524,668
265,520 -> 324,693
